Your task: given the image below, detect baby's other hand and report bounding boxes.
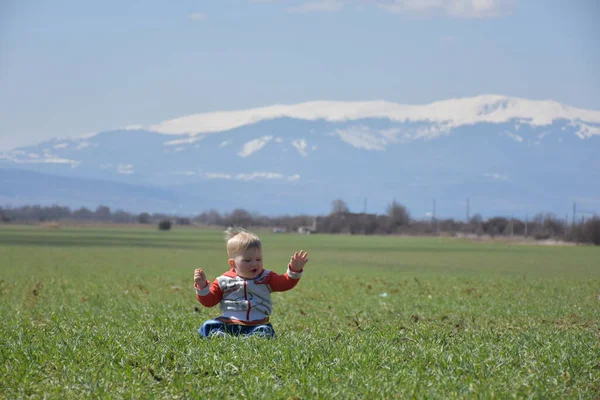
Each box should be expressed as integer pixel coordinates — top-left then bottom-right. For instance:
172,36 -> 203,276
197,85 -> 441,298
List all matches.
289,250 -> 308,272
194,268 -> 207,289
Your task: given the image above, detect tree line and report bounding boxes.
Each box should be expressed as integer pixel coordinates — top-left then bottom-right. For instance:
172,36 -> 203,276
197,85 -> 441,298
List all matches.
1,200 -> 598,245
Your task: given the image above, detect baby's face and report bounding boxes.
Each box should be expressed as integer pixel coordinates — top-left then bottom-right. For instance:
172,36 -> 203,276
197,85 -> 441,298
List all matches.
232,247 -> 264,279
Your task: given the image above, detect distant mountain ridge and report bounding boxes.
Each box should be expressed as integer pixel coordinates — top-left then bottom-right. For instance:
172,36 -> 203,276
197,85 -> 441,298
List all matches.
1,95 -> 599,217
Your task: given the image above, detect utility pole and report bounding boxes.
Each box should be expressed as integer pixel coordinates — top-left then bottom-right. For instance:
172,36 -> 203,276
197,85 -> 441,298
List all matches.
572,202 -> 576,226
466,198 -> 470,223
432,199 -> 438,234
524,214 -> 528,237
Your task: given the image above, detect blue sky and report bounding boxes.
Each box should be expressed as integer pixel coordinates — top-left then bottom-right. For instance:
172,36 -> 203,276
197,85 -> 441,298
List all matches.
0,0 -> 599,150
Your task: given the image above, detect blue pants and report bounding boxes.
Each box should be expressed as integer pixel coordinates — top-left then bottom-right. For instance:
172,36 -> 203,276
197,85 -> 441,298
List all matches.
198,319 -> 275,338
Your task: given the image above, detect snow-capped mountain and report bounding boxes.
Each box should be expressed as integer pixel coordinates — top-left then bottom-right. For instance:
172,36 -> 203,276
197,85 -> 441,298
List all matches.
1,95 -> 599,218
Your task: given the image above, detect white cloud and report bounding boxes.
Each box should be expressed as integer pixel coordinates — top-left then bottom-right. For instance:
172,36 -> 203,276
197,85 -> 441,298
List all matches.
189,12 -> 206,21
288,174 -> 301,181
311,145 -> 318,151
219,140 -> 233,148
125,124 -> 144,130
503,131 -> 523,142
274,137 -> 284,143
266,0 -> 515,17
291,139 -> 308,157
287,0 -> 344,13
238,136 -> 273,157
117,164 -> 134,174
376,0 -> 516,18
176,171 -> 196,176
53,143 -> 69,149
484,173 -> 509,181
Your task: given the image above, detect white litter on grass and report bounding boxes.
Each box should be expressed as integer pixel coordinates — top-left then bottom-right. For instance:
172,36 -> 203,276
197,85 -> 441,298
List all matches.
379,293 -> 388,297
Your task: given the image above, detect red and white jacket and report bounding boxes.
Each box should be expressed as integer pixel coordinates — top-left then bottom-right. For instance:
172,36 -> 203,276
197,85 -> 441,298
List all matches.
195,265 -> 302,326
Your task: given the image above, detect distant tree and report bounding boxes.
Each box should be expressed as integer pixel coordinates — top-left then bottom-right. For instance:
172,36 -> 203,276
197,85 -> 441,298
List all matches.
0,209 -> 10,223
362,214 -> 378,235
195,209 -> 222,226
485,217 -> 509,237
584,217 -> 600,245
528,212 -> 564,239
48,205 -> 71,220
138,212 -> 151,224
467,214 -> 483,237
376,215 -> 391,234
329,216 -> 343,234
176,217 -> 191,225
570,217 -> 600,245
511,219 -> 525,235
387,200 -> 410,230
152,212 -> 170,221
439,218 -> 461,234
95,205 -> 111,221
330,199 -> 349,215
73,207 -> 94,220
226,209 -> 253,227
158,219 -> 172,231
542,213 -> 565,237
113,209 -> 132,223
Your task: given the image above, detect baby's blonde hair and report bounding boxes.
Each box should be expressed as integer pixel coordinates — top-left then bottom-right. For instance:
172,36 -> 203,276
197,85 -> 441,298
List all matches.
224,227 -> 262,258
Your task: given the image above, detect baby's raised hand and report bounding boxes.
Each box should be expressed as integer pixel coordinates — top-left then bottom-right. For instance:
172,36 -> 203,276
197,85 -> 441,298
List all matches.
194,268 -> 207,289
289,250 -> 309,272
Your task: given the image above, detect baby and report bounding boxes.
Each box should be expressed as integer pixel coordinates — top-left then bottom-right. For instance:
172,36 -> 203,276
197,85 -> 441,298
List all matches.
194,227 -> 308,338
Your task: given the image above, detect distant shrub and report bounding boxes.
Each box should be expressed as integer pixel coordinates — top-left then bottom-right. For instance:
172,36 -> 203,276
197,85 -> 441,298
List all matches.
583,218 -> 600,245
158,220 -> 172,231
138,212 -> 151,224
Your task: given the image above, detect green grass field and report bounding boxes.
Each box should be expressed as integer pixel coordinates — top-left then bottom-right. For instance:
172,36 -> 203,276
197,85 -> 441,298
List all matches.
1,225 -> 599,399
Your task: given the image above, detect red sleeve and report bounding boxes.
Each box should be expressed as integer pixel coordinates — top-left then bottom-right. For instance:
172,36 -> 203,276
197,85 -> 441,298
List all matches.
268,266 -> 302,292
195,279 -> 223,307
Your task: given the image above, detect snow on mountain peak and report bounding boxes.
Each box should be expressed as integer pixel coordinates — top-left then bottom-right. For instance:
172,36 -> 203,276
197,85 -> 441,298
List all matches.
147,95 -> 600,138
238,136 -> 273,158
